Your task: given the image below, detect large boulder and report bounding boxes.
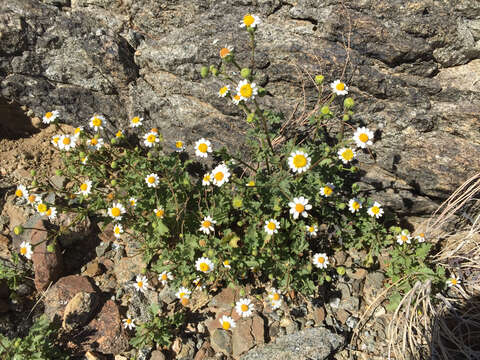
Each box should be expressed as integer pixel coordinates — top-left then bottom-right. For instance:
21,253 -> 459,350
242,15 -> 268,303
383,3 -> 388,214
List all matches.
1,0 -> 480,216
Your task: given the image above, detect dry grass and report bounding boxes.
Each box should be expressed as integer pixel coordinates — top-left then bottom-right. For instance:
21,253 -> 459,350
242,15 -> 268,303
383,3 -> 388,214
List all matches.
386,172 -> 480,360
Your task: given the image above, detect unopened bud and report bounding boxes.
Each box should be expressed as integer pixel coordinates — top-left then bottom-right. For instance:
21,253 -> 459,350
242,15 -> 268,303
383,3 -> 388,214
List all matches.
321,106 -> 330,115
343,114 -> 350,121
344,97 -> 355,109
200,66 -> 209,78
240,68 -> 251,79
315,75 -> 324,85
13,225 -> 24,235
258,87 -> 266,97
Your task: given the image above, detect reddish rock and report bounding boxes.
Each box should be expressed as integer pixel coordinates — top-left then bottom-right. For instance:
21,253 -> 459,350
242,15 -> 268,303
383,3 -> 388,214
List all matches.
30,219 -> 63,292
84,261 -> 103,277
232,315 -> 265,357
62,291 -> 98,331
85,300 -> 129,355
251,315 -> 265,344
194,341 -> 214,360
313,306 -> 326,325
150,350 -> 166,360
208,287 -> 237,311
44,275 -> 98,322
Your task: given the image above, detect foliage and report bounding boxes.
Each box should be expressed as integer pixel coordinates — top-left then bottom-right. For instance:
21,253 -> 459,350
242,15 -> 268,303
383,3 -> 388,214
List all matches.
0,315 -> 68,360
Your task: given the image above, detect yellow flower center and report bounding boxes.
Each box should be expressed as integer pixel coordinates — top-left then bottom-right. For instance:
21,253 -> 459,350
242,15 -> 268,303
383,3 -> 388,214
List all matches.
20,247 -> 27,255
371,206 -> 379,214
336,82 -> 345,91
214,172 -> 224,181
267,222 -> 276,230
91,138 -> 98,146
419,233 -> 425,237
82,157 -> 87,163
156,209 -> 164,217
116,131 -> 122,138
352,202 -> 360,210
323,186 -> 333,196
342,149 -> 354,161
15,189 -> 23,197
247,181 -> 255,186
203,175 -> 210,182
176,141 -> 183,148
293,154 -> 307,168
132,117 -> 140,124
62,137 -> 71,145
401,235 -> 408,241
244,14 -> 255,26
181,297 -> 189,306
450,278 -> 457,285
318,257 -> 325,264
46,209 -> 52,216
28,195 -> 36,203
111,207 -> 121,217
233,94 -> 241,102
137,281 -> 143,288
45,112 -> 53,118
219,48 -> 231,58
130,200 -> 135,206
198,143 -> 208,153
199,263 -> 210,272
147,134 -> 156,143
359,133 -> 369,143
53,137 -> 59,144
224,260 -> 229,266
272,293 -> 280,301
202,220 -> 211,229
148,176 -> 155,184
74,127 -> 81,134
241,304 -> 249,312
92,117 -> 102,127
240,83 -> 253,98
222,321 -> 231,330
161,274 -> 167,280
219,86 -> 228,95
309,227 -> 314,233
37,203 -> 47,213
126,318 -> 132,324
179,292 -> 186,298
295,203 -> 305,213
80,183 -> 88,191
114,227 -> 121,234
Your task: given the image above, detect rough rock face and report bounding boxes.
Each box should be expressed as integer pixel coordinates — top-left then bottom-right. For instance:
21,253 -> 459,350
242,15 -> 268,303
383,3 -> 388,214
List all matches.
1,0 -> 480,216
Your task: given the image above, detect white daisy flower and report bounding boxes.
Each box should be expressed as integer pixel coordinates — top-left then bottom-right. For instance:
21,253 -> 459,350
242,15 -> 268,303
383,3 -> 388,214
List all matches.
236,79 -> 258,102
158,271 -> 173,286
306,224 -> 318,237
232,93 -> 242,105
130,116 -> 143,128
108,202 -> 126,220
143,131 -> 160,148
240,14 -> 261,28
219,315 -> 236,331
193,277 -> 205,290
348,198 -> 362,213
78,180 -> 92,196
113,224 -> 124,239
338,147 -> 356,164
154,208 -> 165,218
133,275 -> 148,293
129,197 -> 137,208
264,219 -> 280,235
246,180 -> 255,187
145,173 -> 159,188
15,185 -> 29,199
313,253 -> 329,269
175,140 -> 185,152
19,241 -> 33,259
219,45 -> 234,59
89,114 -> 105,132
58,135 -> 76,151
87,137 -> 104,150
211,163 -> 231,187
218,85 -> 230,97
73,126 -> 84,137
353,127 -> 374,149
195,138 -> 212,158
235,298 -> 254,317
330,80 -> 348,96
396,230 -> 411,245
447,275 -> 461,288
27,194 -> 41,206
51,134 -> 61,147
42,110 -> 59,124
202,173 -> 212,186
271,299 -> 282,310
367,201 -> 384,218
415,232 -> 426,243
81,156 -> 88,165
199,216 -> 216,235
288,196 -> 312,219
176,287 -> 191,300
115,130 -> 123,138
268,288 -> 283,309
35,202 -> 48,215
122,316 -> 136,330
46,207 -> 57,221
195,257 -> 214,273
223,260 -> 231,269
288,150 -> 311,174
320,183 -> 335,197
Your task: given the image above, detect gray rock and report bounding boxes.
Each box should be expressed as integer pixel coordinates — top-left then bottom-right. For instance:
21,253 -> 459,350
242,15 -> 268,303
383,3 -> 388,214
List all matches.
240,326 -> 344,360
211,329 -> 232,356
62,291 -> 98,331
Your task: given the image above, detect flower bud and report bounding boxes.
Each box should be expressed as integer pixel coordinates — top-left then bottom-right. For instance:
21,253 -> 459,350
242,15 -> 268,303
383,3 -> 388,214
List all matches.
232,196 -> 243,209
325,275 -> 332,282
344,97 -> 354,109
55,169 -> 62,176
79,151 -> 86,158
200,66 -> 209,78
247,26 -> 255,34
343,114 -> 350,121
251,249 -> 258,256
246,113 -> 255,123
199,239 -> 206,247
258,87 -> 266,97
30,170 -> 37,176
111,179 -> 117,186
47,244 -> 55,253
321,106 -> 330,115
229,237 -> 239,248
211,68 -> 219,76
31,180 -> 38,187
208,249 -> 215,257
13,225 -> 24,235
240,68 -> 251,79
110,138 -> 117,145
111,161 -> 117,169
336,266 -> 346,276
315,75 -> 324,85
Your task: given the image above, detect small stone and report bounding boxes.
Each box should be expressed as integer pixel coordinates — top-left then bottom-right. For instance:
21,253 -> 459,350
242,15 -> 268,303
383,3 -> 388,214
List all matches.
346,316 -> 359,329
84,261 -> 103,277
211,329 -> 232,356
209,287 -> 236,311
50,175 -> 66,189
336,309 -> 350,324
363,272 -> 385,305
346,268 -> 368,280
329,297 -> 340,309
313,306 -> 326,325
373,305 -> 386,317
232,318 -> 255,357
31,117 -> 42,128
95,242 -> 110,257
62,291 -> 98,331
150,350 -> 166,360
333,250 -> 347,266
113,255 -> 145,286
